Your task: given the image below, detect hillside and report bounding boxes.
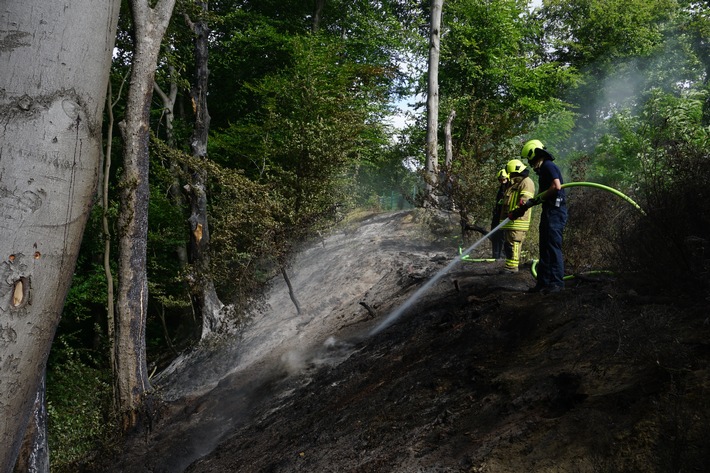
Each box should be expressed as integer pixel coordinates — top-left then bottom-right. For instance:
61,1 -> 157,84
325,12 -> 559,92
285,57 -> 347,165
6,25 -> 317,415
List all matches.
93,210 -> 710,473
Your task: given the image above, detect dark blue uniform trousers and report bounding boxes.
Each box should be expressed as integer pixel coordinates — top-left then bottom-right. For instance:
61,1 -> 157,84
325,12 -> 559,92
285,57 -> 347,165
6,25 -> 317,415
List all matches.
538,204 -> 567,288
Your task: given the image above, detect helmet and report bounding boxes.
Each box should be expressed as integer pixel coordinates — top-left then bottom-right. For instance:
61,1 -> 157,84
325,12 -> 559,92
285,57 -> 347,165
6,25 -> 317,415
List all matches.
521,139 -> 545,161
506,159 -> 526,176
496,168 -> 508,180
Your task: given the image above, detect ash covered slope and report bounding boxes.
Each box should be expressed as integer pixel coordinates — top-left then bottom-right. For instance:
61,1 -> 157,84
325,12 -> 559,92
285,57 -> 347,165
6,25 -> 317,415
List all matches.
183,216 -> 710,472
97,209 -> 710,473
96,210 -> 467,473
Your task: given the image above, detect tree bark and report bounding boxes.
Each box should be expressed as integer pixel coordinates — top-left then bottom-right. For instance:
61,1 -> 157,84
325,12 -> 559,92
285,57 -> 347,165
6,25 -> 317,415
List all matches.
153,65 -> 179,148
313,0 -> 326,33
104,77 -> 128,384
445,109 -> 455,168
185,2 -> 225,338
0,1 -> 120,470
115,0 -> 177,432
425,0 -> 444,200
13,374 -> 49,473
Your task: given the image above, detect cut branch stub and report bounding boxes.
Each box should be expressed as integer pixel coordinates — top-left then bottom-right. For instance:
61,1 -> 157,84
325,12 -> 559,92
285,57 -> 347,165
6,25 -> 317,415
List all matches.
193,223 -> 203,243
11,277 -> 29,308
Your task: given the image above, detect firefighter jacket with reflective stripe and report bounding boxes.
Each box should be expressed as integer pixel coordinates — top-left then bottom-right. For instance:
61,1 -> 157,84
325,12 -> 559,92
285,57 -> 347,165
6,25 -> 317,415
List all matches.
501,176 -> 535,231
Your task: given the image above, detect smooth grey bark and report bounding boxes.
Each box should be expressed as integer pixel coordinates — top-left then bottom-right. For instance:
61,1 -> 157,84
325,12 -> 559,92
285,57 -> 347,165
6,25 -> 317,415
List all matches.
115,0 -> 176,431
0,1 -> 120,470
445,109 -> 455,169
426,0 -> 444,199
153,65 -> 178,148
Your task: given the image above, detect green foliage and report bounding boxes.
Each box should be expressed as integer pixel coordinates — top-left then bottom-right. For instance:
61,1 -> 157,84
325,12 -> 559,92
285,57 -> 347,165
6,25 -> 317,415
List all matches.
592,88 -> 709,189
151,137 -> 281,304
46,338 -> 114,472
542,0 -> 674,71
413,0 -> 579,226
584,86 -> 710,296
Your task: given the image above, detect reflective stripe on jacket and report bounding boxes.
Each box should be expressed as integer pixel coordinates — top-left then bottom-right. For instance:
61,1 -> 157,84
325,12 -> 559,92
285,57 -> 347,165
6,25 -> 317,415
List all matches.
501,176 -> 535,231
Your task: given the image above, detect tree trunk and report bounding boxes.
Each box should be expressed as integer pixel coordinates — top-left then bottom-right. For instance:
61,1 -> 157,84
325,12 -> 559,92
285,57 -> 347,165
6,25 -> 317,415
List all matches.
445,109 -> 455,169
0,1 -> 120,470
104,78 -> 127,383
313,0 -> 326,33
443,109 -> 456,211
153,65 -> 179,148
154,66 -> 190,273
185,2 -> 225,338
13,374 -> 49,473
115,0 -> 176,432
426,0 -> 444,200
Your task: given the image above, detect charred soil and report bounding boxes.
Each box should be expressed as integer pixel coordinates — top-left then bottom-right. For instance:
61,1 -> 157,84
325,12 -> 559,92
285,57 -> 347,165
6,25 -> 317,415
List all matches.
93,210 -> 710,473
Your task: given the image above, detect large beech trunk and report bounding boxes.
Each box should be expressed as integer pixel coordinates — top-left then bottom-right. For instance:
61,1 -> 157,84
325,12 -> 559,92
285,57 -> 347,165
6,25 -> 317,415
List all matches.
0,1 -> 120,470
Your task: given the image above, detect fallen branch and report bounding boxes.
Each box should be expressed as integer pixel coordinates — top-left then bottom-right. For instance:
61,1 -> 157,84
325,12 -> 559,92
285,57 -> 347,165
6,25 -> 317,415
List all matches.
359,301 -> 376,318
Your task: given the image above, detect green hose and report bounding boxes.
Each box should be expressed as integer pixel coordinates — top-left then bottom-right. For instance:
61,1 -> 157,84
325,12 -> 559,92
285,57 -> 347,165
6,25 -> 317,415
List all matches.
537,181 -> 646,216
529,180 -> 645,280
460,181 -> 645,278
530,259 -> 614,281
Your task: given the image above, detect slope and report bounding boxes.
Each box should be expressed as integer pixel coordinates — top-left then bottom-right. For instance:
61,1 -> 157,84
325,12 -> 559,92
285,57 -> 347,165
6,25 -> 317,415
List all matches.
93,209 -> 710,473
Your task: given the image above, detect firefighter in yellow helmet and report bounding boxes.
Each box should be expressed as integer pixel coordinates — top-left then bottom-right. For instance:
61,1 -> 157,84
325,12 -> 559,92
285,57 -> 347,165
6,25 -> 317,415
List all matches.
499,159 -> 536,272
516,139 -> 568,294
490,168 -> 509,260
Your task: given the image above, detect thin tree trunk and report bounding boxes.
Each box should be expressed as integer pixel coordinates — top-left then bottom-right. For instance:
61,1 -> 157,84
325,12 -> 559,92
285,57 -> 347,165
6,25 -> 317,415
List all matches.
153,65 -> 178,148
115,0 -> 176,432
313,0 -> 326,33
426,0 -> 444,201
104,77 -> 128,383
443,109 -> 456,211
154,66 -> 190,270
445,109 -> 455,168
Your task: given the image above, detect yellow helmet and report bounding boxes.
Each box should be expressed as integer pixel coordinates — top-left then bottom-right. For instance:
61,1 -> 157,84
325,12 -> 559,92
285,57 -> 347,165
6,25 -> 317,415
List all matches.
506,159 -> 526,175
496,168 -> 508,180
521,139 -> 545,161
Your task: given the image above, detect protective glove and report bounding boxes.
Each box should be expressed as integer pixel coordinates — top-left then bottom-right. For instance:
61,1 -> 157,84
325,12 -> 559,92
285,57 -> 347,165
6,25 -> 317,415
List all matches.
508,206 -> 527,220
521,197 -> 539,209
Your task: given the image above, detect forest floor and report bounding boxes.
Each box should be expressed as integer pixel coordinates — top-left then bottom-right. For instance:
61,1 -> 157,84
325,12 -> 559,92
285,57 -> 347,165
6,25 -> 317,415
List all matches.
91,209 -> 710,473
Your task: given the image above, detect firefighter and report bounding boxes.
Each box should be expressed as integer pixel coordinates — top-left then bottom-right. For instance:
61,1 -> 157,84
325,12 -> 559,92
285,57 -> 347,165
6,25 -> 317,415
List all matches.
499,159 -> 535,273
511,139 -> 568,294
490,168 -> 509,260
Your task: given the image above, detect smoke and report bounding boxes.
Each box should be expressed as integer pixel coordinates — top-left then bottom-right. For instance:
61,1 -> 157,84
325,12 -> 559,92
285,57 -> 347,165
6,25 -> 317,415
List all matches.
280,349 -> 307,376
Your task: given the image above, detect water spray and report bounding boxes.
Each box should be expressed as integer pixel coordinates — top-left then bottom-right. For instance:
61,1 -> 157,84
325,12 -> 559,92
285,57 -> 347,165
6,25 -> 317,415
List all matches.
369,218 -> 510,336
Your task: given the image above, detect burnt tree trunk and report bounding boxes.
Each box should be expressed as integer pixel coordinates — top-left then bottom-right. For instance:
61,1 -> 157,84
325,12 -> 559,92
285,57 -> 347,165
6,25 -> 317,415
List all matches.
115,0 -> 176,432
185,2 -> 225,338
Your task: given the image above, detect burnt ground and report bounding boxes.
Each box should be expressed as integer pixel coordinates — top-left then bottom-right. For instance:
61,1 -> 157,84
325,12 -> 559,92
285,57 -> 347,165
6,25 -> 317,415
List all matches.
91,210 -> 710,473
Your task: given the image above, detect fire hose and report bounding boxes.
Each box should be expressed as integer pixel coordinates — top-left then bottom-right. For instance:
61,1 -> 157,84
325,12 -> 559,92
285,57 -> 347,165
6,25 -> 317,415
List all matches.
460,181 -> 646,280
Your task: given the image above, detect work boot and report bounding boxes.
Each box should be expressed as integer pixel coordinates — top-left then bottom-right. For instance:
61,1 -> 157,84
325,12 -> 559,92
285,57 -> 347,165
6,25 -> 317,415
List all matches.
527,284 -> 544,293
541,285 -> 563,295
499,266 -> 518,274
